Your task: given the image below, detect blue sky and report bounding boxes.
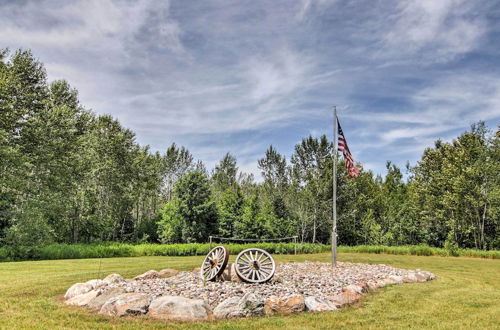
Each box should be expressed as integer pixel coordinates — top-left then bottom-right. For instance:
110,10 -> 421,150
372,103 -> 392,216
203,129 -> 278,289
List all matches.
1,0 -> 499,179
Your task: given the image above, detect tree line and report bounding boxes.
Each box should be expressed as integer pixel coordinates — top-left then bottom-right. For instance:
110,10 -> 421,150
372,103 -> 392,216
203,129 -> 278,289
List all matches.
1,49 -> 498,254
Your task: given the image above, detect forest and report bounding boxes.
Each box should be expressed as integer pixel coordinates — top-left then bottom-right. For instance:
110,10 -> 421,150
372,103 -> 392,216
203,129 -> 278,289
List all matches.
1,49 -> 499,257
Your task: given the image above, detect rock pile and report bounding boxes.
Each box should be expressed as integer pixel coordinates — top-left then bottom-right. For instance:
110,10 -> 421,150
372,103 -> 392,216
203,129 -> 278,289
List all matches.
63,262 -> 436,321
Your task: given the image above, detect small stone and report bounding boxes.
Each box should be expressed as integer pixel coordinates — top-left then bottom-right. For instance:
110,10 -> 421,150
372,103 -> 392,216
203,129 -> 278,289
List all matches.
65,290 -> 99,306
158,269 -> 179,278
103,273 -> 125,284
64,283 -> 93,299
99,293 -> 151,317
148,296 -> 213,321
304,296 -> 337,312
134,270 -> 160,280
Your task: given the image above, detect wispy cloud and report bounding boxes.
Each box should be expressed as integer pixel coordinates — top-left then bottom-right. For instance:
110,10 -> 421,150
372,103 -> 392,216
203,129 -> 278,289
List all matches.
1,0 -> 499,179
381,0 -> 486,63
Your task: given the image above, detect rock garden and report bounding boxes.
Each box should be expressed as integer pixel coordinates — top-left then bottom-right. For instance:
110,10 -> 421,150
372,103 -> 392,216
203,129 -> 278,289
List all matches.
63,247 -> 436,322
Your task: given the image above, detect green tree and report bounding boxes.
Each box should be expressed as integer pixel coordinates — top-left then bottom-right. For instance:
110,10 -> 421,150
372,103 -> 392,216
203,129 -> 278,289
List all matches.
158,171 -> 218,243
410,123 -> 499,249
291,135 -> 332,243
217,188 -> 244,238
212,153 -> 238,193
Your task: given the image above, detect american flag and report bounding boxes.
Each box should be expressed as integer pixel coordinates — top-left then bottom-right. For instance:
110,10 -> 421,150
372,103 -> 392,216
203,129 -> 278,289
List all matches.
337,118 -> 360,178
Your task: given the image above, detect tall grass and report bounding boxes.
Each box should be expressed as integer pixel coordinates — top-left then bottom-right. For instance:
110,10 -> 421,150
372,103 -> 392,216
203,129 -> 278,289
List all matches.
0,243 -> 498,261
338,245 -> 500,259
0,242 -> 328,261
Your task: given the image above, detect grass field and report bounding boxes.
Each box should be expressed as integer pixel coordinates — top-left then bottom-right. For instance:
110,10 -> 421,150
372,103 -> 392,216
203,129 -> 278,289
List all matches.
0,253 -> 498,329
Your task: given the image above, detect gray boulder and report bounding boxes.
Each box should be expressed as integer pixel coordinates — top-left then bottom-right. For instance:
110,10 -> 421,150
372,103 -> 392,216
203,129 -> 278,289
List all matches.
103,273 -> 126,284
418,270 -> 436,281
388,275 -> 404,284
214,293 -> 265,319
304,296 -> 337,312
87,287 -> 126,310
148,296 -> 213,321
65,290 -> 99,306
64,283 -> 93,299
403,272 -> 419,283
99,293 -> 151,317
343,284 -> 365,294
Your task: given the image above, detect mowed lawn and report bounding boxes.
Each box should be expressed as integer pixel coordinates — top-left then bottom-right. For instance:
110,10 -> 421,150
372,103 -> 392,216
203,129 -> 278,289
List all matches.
0,253 -> 498,329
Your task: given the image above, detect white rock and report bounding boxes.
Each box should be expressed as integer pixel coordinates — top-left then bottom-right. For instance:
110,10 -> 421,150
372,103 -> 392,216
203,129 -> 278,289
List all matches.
388,275 -> 404,284
103,273 -> 125,284
86,279 -> 107,290
65,290 -> 99,306
87,287 -> 126,310
148,295 -> 212,321
64,283 -> 93,299
304,296 -> 337,312
418,271 -> 436,280
403,272 -> 419,283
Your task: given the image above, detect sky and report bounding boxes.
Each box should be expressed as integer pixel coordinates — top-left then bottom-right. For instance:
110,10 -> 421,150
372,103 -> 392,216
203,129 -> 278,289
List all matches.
1,0 -> 500,179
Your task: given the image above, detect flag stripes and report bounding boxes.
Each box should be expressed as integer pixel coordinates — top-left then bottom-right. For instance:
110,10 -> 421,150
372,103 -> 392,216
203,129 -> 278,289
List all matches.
337,118 -> 360,178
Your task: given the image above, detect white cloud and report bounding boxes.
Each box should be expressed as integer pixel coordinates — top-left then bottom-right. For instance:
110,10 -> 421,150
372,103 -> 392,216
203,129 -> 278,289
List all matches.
381,0 -> 485,63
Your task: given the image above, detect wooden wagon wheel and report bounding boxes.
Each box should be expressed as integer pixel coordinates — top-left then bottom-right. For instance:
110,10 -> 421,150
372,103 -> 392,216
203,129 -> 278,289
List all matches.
234,248 -> 275,283
200,246 -> 229,281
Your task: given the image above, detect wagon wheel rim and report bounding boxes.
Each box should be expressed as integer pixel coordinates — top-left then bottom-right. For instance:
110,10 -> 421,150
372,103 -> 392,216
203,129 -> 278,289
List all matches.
200,246 -> 229,281
235,248 -> 275,283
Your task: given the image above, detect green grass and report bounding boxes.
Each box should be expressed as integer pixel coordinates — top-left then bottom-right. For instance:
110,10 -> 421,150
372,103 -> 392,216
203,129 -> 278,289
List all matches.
339,244 -> 500,259
0,253 -> 498,329
1,243 -> 498,262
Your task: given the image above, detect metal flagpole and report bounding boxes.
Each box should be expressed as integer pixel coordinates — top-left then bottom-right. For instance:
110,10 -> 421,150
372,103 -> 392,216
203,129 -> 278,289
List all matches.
332,106 -> 338,266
